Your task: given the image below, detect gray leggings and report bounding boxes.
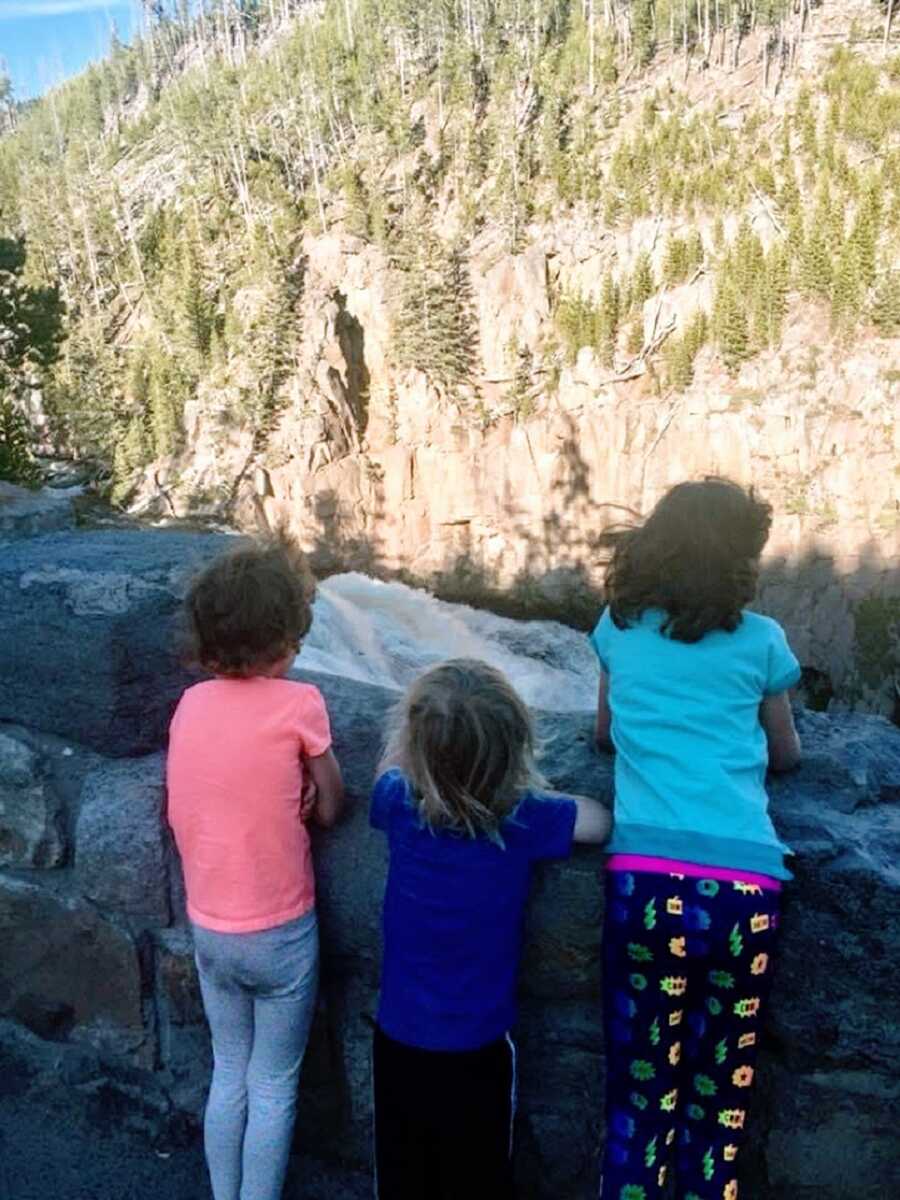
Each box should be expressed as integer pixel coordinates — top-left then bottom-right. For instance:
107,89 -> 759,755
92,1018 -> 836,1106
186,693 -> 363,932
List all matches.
192,910 -> 319,1200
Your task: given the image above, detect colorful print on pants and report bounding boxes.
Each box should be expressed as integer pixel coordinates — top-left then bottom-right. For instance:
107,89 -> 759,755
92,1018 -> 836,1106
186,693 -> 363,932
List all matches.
600,867 -> 780,1200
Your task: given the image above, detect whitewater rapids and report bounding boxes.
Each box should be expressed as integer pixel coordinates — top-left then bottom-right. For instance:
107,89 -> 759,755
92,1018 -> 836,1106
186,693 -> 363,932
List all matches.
299,573 -> 600,713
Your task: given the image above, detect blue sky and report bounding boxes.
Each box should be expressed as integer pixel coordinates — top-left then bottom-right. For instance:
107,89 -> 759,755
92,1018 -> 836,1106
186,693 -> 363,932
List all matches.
0,1 -> 140,101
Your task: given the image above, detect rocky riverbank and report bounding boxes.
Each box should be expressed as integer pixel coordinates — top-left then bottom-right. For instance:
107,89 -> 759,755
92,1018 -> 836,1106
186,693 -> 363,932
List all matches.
1,520 -> 899,1198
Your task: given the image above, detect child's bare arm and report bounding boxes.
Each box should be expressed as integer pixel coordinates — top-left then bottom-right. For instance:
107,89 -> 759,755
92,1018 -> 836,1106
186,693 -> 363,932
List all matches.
760,692 -> 801,772
306,748 -> 345,826
573,795 -> 612,844
595,671 -> 613,751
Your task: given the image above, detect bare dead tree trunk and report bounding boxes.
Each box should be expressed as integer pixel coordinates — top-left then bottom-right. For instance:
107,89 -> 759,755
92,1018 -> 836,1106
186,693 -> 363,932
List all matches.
343,0 -> 355,51
763,28 -> 770,89
303,98 -> 327,233
589,0 -> 596,94
696,0 -> 703,60
886,0 -> 897,51
683,0 -> 690,78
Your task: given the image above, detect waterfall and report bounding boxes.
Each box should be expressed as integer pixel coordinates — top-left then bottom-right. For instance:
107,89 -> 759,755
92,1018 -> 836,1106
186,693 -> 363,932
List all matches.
299,573 -> 600,712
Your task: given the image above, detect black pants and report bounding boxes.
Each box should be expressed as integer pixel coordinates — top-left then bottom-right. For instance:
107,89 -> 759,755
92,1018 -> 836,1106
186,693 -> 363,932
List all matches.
372,1025 -> 517,1200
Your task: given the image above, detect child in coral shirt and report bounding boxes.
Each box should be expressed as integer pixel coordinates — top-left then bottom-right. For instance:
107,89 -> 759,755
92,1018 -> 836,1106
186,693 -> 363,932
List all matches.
167,540 -> 343,1200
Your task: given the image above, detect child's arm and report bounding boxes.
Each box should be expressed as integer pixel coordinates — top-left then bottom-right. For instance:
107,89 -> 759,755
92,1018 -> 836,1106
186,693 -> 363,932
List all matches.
306,748 -> 345,827
595,670 -> 613,751
760,692 -> 801,772
573,795 -> 613,845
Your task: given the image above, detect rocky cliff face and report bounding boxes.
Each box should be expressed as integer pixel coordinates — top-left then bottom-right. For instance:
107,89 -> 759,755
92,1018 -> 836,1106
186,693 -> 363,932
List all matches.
1,526 -> 899,1198
133,220 -> 900,713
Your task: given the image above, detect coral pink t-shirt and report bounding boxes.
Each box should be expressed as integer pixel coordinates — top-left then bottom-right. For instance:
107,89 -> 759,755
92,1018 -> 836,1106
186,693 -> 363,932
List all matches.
167,677 -> 332,933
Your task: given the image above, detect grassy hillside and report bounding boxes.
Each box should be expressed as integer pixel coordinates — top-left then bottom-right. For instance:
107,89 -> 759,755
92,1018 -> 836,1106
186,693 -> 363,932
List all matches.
0,0 -> 898,491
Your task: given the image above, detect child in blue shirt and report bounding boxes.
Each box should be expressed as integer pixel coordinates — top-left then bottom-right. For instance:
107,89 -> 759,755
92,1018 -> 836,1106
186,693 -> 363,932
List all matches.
591,478 -> 801,1200
370,658 -> 610,1199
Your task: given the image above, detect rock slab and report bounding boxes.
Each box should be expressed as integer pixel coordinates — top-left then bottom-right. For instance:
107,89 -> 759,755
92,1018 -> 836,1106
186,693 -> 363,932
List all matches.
0,530 -> 231,756
0,731 -> 64,868
0,481 -> 75,540
76,754 -> 169,922
0,877 -> 144,1050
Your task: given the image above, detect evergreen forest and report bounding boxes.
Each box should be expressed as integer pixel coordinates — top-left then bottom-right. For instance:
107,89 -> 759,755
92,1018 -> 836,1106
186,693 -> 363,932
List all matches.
0,0 -> 898,490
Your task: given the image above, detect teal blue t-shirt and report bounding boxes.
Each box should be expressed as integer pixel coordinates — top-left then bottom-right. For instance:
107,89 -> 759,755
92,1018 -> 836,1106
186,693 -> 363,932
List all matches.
590,607 -> 801,879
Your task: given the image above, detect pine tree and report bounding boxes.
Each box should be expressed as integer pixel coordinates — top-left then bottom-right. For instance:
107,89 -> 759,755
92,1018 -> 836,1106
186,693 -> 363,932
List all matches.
0,396 -> 40,486
763,245 -> 790,346
0,233 -> 63,483
556,292 -> 601,365
443,240 -> 480,396
510,343 -> 536,418
663,236 -> 689,286
148,359 -> 183,456
598,271 -> 621,367
183,248 -> 213,360
392,224 -> 478,398
732,220 -> 764,300
665,335 -> 695,391
778,169 -> 801,220
715,280 -> 750,375
800,226 -> 833,300
831,242 -> 864,330
632,0 -> 656,68
686,231 -> 704,275
340,165 -> 370,240
849,178 -> 882,291
871,271 -> 900,333
629,251 -> 656,312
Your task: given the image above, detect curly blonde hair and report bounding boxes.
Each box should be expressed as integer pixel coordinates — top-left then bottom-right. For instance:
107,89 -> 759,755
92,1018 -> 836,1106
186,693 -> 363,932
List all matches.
380,659 -> 541,839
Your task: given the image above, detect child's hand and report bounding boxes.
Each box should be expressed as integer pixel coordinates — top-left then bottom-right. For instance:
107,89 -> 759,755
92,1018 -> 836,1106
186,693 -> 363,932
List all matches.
300,776 -> 318,821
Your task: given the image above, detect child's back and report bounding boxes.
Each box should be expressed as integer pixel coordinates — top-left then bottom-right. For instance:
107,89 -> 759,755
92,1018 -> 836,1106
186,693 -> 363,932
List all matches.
166,541 -> 344,1200
370,659 -> 610,1199
592,479 -> 801,1200
373,766 -> 577,1052
592,605 -> 798,877
170,676 -> 330,932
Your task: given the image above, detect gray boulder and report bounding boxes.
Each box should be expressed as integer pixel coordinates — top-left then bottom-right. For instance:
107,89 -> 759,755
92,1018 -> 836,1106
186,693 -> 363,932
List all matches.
75,753 -> 170,923
0,529 -> 232,756
0,481 -> 75,540
0,876 -> 144,1052
0,730 -> 65,868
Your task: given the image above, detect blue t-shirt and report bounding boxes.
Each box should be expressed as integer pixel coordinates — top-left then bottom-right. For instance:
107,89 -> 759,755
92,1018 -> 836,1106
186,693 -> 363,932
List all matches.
590,607 -> 801,879
370,769 -> 577,1051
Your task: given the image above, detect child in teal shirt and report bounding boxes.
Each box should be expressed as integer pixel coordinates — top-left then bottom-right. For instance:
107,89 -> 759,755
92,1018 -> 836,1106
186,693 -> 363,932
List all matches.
591,478 -> 801,1200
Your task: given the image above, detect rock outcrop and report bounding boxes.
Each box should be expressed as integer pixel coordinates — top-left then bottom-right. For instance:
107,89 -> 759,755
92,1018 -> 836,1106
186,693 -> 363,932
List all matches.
131,227 -> 900,713
0,481 -> 76,540
1,529 -> 899,1198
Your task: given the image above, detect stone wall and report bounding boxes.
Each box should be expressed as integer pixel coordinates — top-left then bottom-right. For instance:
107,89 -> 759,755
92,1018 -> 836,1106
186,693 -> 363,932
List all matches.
2,528 -> 900,1198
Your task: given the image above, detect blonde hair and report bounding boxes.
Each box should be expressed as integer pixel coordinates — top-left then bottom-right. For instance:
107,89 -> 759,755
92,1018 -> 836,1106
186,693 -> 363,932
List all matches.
379,658 -> 541,840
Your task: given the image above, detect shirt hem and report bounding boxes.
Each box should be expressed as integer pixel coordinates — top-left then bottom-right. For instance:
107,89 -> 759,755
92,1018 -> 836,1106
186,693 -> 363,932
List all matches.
188,896 -> 315,934
606,853 -> 782,891
376,1012 -> 513,1053
607,823 -> 793,881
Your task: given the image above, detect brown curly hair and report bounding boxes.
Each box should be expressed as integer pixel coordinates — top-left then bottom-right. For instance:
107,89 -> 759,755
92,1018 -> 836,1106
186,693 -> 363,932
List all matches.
601,478 -> 772,643
185,539 -> 316,676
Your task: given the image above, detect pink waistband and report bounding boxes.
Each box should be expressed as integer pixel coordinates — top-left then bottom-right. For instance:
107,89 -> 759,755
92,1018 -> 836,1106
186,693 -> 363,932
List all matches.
606,853 -> 782,892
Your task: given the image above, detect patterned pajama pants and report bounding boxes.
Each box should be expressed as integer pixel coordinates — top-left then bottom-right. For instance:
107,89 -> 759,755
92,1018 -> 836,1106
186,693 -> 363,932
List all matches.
600,867 -> 780,1200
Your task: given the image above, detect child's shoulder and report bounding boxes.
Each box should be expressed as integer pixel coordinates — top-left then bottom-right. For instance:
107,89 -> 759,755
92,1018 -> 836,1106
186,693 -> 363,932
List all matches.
370,768 -> 413,833
506,789 -> 578,836
735,609 -> 788,644
270,676 -> 327,705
